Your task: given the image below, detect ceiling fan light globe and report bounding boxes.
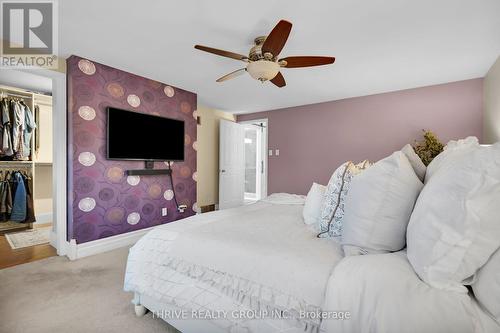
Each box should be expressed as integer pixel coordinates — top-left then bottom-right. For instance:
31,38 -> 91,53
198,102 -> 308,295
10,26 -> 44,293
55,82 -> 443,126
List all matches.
246,60 -> 280,82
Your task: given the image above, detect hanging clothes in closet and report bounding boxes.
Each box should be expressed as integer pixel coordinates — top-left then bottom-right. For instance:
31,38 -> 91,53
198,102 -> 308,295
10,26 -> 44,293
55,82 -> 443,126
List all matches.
0,170 -> 35,223
34,105 -> 40,157
0,97 -> 36,161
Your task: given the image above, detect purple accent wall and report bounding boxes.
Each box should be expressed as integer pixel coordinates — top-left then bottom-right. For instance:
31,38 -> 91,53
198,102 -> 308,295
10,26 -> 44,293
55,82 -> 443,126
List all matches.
238,79 -> 483,195
67,56 -> 197,244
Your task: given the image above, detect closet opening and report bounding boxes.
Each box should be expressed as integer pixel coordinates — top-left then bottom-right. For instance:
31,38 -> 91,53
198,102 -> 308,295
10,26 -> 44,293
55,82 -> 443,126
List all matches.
0,70 -> 56,269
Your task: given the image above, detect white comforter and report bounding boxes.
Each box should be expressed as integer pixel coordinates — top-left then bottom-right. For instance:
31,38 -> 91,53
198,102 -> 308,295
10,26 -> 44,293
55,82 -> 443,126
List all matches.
322,251 -> 500,333
125,194 -> 344,332
124,194 -> 499,333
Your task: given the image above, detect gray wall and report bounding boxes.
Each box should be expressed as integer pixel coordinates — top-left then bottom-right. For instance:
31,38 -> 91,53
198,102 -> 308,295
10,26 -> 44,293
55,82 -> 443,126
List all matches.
484,56 -> 500,144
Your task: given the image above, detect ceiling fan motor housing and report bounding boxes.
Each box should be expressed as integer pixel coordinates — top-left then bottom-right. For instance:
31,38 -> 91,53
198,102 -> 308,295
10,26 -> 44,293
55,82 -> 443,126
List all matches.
249,36 -> 269,60
246,60 -> 281,82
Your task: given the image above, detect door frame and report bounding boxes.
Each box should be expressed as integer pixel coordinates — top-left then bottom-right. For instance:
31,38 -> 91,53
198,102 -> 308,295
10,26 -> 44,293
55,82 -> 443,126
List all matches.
239,118 -> 268,200
18,68 -> 68,256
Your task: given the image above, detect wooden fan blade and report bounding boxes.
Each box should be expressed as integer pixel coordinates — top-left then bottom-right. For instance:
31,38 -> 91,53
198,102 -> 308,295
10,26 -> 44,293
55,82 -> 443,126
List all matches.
279,56 -> 335,68
216,68 -> 246,82
262,20 -> 292,58
194,45 -> 248,61
270,72 -> 286,88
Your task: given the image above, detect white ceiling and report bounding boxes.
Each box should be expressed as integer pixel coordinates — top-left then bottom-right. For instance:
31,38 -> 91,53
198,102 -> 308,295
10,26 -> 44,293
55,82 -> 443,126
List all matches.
60,0 -> 500,113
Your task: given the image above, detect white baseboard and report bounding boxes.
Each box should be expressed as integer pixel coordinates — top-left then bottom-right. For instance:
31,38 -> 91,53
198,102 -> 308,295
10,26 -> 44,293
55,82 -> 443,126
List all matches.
35,212 -> 53,224
66,226 -> 157,260
50,230 -> 57,248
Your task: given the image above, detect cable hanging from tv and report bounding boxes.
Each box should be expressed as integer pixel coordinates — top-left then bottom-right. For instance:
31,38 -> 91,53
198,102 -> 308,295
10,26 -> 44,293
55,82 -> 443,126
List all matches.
125,162 -> 186,213
166,162 -> 187,213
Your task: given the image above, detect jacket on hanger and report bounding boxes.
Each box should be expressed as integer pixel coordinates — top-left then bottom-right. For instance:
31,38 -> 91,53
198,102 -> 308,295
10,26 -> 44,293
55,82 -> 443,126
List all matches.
22,104 -> 35,159
0,99 -> 13,156
34,105 -> 40,156
10,172 -> 27,221
0,172 -> 13,221
22,173 -> 35,223
12,101 -> 26,159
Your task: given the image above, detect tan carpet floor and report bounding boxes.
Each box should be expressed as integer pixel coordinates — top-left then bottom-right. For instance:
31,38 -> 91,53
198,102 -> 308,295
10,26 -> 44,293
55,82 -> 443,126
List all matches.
0,247 -> 179,333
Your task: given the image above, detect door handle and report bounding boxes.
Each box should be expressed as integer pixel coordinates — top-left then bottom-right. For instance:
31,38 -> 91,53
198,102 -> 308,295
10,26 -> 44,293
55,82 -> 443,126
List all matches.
220,169 -> 226,173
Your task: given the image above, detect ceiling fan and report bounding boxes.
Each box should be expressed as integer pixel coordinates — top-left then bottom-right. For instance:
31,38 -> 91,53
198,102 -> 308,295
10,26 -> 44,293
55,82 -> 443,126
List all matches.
194,20 -> 335,88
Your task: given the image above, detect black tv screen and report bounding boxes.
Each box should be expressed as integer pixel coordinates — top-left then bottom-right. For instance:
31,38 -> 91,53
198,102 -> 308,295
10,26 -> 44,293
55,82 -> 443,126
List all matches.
107,107 -> 184,161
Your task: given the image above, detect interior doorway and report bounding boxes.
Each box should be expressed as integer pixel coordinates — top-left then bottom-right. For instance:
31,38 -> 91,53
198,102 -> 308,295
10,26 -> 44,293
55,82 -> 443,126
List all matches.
0,68 -> 66,268
218,118 -> 268,210
241,119 -> 268,203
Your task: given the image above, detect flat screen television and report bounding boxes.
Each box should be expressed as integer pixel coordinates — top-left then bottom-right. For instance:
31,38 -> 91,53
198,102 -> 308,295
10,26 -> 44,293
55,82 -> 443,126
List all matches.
106,107 -> 185,161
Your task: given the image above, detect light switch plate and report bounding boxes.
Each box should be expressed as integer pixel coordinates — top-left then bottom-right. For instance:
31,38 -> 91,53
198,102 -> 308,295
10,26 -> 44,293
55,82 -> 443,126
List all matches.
275,149 -> 280,156
162,208 -> 168,216
268,149 -> 273,156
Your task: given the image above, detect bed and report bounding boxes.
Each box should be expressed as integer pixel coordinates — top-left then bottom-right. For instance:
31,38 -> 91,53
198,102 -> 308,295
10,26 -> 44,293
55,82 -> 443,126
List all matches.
124,193 -> 499,333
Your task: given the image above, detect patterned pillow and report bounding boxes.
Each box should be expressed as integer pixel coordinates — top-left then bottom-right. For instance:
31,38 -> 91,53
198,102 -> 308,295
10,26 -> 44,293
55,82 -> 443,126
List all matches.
317,160 -> 371,238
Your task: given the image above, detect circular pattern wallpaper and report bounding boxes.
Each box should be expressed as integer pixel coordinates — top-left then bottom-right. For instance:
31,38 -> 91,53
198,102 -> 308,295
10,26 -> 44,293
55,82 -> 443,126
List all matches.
78,59 -> 96,75
148,184 -> 163,199
68,56 -> 197,244
127,176 -> 141,186
164,86 -> 175,97
127,212 -> 141,225
164,189 -> 174,201
79,197 -> 96,212
107,82 -> 125,98
127,94 -> 141,108
78,152 -> 96,166
78,106 -> 96,121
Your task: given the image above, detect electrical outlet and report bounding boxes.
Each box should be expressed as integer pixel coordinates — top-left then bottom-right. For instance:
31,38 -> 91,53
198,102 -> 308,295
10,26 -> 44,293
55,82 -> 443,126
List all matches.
178,205 -> 187,213
161,208 -> 168,216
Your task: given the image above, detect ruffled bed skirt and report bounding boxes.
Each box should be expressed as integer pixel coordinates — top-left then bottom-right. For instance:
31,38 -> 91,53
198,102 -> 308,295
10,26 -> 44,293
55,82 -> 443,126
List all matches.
126,254 -> 323,333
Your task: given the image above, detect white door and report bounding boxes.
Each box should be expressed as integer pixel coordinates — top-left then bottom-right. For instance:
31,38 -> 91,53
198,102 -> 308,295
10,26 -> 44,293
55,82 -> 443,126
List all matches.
219,119 -> 245,209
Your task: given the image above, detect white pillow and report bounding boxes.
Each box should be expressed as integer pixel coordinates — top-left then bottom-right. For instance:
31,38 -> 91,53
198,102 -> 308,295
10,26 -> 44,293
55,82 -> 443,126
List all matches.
302,183 -> 326,226
341,152 -> 423,254
473,248 -> 500,322
407,143 -> 500,292
424,136 -> 479,183
401,144 -> 426,181
317,161 -> 370,238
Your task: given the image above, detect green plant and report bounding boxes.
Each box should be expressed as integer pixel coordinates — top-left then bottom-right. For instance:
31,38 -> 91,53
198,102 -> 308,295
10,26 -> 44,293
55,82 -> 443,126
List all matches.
413,130 -> 444,166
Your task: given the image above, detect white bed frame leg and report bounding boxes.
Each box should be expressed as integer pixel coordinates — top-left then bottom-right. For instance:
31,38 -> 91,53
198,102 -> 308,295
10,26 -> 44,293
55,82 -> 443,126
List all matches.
135,304 -> 147,317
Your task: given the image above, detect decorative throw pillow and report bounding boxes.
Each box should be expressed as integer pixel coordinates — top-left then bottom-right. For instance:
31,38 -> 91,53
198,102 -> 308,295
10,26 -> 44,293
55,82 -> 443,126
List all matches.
407,142 -> 500,292
401,144 -> 426,182
302,183 -> 326,225
341,152 -> 423,255
473,248 -> 500,322
424,136 -> 479,183
317,160 -> 370,238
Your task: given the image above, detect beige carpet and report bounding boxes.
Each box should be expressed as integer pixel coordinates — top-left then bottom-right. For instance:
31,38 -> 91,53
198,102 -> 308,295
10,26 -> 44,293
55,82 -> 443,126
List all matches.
0,247 -> 179,333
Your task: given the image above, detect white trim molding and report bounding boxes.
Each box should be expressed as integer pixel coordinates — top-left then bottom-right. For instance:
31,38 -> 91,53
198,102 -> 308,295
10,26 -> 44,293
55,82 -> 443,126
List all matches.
35,212 -> 53,224
16,68 -> 67,256
66,225 -> 158,260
